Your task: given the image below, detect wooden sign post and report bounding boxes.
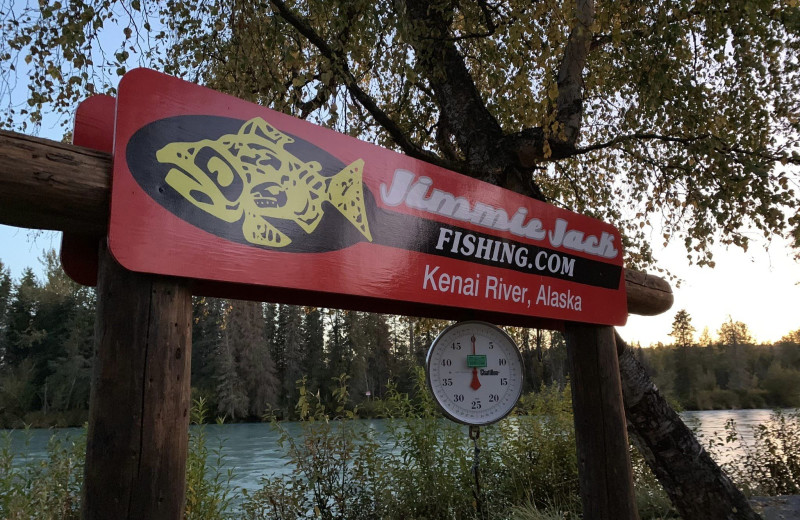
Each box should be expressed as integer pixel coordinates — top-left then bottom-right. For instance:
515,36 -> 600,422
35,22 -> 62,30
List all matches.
82,244 -> 191,519
0,68 -> 678,520
565,324 -> 638,519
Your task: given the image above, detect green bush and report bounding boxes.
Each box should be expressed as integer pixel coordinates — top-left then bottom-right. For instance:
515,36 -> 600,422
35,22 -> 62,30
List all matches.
378,372 -> 484,519
242,374 -> 679,519
486,385 -> 580,512
0,400 -> 236,520
185,397 -> 236,520
241,375 -> 391,519
243,372 -> 581,519
0,428 -> 84,520
713,409 -> 800,496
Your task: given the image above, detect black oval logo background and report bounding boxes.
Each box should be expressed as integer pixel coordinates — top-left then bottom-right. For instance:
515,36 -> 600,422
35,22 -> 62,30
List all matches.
126,115 -> 379,253
126,116 -> 621,291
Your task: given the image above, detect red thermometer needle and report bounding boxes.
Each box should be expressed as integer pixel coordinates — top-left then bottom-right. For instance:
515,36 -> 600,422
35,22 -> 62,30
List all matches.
470,334 -> 481,390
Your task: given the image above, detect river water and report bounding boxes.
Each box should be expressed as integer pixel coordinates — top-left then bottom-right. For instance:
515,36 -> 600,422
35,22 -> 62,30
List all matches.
2,409 -> 788,495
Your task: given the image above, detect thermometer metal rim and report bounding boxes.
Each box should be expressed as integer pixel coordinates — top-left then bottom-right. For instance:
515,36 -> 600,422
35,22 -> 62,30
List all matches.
426,320 -> 524,426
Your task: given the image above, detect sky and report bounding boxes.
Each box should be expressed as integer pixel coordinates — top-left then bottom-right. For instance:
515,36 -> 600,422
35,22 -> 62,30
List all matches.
618,235 -> 800,345
1,222 -> 798,345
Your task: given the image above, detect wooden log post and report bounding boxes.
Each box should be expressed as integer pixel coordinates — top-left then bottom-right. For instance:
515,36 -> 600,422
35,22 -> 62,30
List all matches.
624,270 -> 673,317
82,242 -> 192,519
564,323 -> 639,520
0,131 -> 109,234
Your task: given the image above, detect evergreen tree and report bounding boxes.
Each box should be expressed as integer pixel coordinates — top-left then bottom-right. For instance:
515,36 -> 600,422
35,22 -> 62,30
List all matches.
718,317 -> 753,391
264,303 -> 278,355
0,252 -> 96,416
191,296 -> 224,404
542,331 -> 568,389
44,310 -> 94,413
407,317 -> 423,368
514,327 -> 543,393
241,302 -> 278,417
39,251 -> 95,413
216,300 -> 278,420
344,311 -> 369,400
0,260 -> 11,339
325,308 -> 349,386
271,304 -> 288,384
673,344 -> 696,405
2,268 -> 40,369
0,268 -> 40,421
364,313 -> 392,399
278,304 -> 304,415
302,306 -> 326,395
386,314 -> 416,396
697,327 -> 713,347
215,332 -> 249,421
717,316 -> 754,346
669,309 -> 696,348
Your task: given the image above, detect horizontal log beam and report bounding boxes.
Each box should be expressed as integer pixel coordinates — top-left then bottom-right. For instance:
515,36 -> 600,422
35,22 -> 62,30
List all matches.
0,130 -> 109,235
624,269 -> 673,316
0,129 -> 673,316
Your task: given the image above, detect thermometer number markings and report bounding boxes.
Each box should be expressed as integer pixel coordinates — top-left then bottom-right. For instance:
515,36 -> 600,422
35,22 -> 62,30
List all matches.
428,325 -> 521,423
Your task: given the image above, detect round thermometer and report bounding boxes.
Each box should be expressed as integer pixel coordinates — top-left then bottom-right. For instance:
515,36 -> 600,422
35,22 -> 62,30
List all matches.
426,321 -> 524,426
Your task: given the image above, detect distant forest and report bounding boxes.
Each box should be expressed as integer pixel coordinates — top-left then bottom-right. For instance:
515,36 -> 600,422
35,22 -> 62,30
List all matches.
1,253 -> 798,427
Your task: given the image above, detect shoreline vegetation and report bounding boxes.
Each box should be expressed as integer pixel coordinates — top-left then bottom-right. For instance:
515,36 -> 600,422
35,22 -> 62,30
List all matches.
2,378 -> 799,519
1,254 -> 799,430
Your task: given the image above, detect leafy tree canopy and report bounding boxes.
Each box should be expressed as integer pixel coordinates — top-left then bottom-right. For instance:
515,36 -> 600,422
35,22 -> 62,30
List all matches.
780,327 -> 800,344
717,316 -> 754,346
2,0 -> 800,267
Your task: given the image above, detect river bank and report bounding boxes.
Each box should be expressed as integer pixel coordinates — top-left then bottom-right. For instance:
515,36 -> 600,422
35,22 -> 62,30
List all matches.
3,379 -> 798,520
4,409 -> 790,496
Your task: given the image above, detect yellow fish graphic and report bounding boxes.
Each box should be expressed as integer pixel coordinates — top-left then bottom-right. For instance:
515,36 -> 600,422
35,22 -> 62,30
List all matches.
155,117 -> 373,247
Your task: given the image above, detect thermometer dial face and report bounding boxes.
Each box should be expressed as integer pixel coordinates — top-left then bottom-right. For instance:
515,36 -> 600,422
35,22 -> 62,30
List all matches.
426,321 -> 524,426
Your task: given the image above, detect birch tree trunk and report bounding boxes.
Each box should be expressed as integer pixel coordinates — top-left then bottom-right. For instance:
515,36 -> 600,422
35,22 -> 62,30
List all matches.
616,333 -> 761,520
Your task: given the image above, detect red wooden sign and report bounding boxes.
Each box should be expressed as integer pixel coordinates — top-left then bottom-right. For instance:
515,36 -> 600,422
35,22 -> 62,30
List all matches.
109,68 -> 627,327
61,94 -> 117,286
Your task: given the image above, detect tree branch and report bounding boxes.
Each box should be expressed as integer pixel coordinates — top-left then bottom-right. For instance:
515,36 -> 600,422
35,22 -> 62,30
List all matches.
297,76 -> 336,119
570,131 -> 800,167
274,0 -> 557,201
394,0 -> 516,184
715,143 -> 800,165
573,132 -> 713,156
268,0 -> 451,168
555,0 -> 595,147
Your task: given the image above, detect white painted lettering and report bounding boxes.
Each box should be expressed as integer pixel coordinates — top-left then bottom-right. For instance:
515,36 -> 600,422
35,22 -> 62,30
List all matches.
535,284 -> 582,310
380,169 -> 414,206
405,176 -> 433,209
435,227 -> 453,251
423,264 -> 439,290
514,247 -> 528,267
476,237 -> 492,259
